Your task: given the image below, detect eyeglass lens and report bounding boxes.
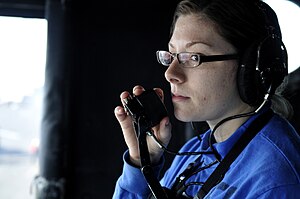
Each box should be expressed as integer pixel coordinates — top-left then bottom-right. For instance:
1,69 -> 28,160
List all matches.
157,51 -> 200,67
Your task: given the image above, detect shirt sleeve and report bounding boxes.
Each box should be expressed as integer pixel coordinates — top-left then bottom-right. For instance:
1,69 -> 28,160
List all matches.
112,150 -> 164,199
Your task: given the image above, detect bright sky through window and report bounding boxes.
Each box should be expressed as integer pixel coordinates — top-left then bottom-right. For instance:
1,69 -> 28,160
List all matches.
264,0 -> 300,73
0,16 -> 47,103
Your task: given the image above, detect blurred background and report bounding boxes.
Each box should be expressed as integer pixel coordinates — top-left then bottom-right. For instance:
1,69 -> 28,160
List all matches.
0,0 -> 299,198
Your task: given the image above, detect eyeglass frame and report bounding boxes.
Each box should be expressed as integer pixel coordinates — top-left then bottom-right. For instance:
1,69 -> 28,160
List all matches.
156,50 -> 239,68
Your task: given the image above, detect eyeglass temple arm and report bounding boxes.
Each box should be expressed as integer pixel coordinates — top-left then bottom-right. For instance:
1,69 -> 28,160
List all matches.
200,54 -> 239,63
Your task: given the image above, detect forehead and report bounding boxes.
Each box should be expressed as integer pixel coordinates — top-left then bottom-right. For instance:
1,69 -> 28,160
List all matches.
169,14 -> 230,51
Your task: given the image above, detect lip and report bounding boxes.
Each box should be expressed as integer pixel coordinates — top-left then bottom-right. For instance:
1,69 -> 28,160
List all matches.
172,93 -> 190,102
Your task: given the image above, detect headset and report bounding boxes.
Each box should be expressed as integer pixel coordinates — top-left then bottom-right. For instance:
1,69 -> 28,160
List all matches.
237,1 -> 288,106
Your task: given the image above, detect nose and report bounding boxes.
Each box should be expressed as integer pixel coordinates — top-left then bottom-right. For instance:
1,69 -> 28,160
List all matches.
164,60 -> 185,84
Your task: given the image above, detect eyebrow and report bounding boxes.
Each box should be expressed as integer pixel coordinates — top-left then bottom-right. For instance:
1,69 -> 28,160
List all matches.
169,40 -> 212,49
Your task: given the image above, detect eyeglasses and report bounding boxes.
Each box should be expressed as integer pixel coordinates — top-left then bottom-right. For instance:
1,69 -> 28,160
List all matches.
156,50 -> 239,68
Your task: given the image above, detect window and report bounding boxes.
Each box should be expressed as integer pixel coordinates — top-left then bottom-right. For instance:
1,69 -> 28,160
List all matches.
0,16 -> 47,199
264,0 -> 300,73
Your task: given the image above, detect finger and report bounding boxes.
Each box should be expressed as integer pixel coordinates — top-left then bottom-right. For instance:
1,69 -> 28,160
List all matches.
159,117 -> 172,142
148,116 -> 172,164
133,85 -> 145,96
153,87 -> 164,101
114,106 -> 129,124
114,106 -> 140,160
120,91 -> 130,107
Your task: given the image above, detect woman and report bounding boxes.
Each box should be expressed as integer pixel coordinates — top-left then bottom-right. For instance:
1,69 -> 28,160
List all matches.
113,0 -> 300,198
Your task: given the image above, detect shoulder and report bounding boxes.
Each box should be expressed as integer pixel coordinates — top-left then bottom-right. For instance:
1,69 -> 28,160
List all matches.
258,113 -> 300,159
232,114 -> 300,194
223,114 -> 300,197
267,113 -> 298,134
250,113 -> 300,176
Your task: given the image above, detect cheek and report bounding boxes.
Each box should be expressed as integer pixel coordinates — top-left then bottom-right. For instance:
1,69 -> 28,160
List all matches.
220,72 -> 236,92
198,64 -> 238,103
222,64 -> 238,89
174,63 -> 238,122
213,65 -> 239,105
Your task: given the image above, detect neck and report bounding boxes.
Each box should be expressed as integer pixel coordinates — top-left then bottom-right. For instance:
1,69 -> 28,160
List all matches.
213,116 -> 250,142
207,105 -> 256,143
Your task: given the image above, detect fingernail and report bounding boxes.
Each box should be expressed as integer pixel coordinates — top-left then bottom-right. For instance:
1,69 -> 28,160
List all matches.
115,107 -> 123,114
133,86 -> 140,91
165,118 -> 169,126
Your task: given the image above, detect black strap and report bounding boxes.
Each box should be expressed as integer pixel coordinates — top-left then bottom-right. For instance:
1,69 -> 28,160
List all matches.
196,109 -> 273,199
137,125 -> 169,199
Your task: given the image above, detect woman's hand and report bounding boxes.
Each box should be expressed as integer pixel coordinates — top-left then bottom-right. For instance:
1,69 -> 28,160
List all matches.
114,85 -> 172,167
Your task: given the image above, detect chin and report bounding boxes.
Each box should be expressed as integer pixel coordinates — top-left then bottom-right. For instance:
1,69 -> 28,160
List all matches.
174,111 -> 192,122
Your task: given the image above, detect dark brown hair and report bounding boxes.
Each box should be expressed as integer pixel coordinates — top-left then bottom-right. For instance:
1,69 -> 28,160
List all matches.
170,0 -> 279,55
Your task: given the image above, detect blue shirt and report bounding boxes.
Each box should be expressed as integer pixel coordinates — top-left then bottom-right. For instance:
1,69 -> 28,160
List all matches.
113,109 -> 300,198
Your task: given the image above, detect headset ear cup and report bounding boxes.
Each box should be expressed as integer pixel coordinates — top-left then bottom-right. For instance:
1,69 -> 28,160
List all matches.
238,42 -> 263,106
257,35 -> 288,93
238,35 -> 288,106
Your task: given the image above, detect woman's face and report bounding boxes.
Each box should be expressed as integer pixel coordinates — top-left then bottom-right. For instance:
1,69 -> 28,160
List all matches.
165,14 -> 245,124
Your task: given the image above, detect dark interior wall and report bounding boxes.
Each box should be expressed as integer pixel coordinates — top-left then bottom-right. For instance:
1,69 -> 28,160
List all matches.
42,0 -> 185,198
66,1 -> 186,198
